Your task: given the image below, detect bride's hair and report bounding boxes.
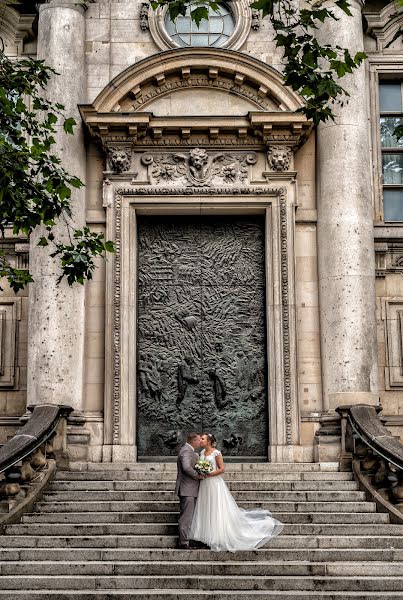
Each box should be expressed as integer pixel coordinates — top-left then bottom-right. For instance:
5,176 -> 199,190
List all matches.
203,433 -> 217,448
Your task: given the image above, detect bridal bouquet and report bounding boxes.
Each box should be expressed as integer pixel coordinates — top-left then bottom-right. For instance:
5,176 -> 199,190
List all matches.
194,458 -> 213,476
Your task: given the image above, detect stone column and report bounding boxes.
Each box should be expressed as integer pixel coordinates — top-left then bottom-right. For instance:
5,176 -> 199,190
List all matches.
316,0 -> 379,411
27,1 -> 86,411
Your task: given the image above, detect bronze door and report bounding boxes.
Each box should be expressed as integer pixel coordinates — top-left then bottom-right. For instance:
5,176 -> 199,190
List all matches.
137,215 -> 267,460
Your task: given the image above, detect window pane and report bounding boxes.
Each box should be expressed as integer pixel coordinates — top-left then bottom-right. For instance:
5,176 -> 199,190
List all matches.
382,153 -> 403,184
384,189 -> 403,221
380,117 -> 403,148
164,1 -> 234,48
191,33 -> 207,46
379,82 -> 402,112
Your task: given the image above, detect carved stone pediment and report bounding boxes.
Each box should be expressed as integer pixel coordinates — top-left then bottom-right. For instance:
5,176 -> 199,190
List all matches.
141,149 -> 257,187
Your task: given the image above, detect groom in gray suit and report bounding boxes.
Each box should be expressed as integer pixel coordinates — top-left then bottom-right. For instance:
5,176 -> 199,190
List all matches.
175,432 -> 204,549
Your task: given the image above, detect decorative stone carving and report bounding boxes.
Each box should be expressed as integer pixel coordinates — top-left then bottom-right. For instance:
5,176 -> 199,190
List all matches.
107,146 -> 132,174
375,242 -> 403,278
110,186 -> 296,454
141,149 -> 257,186
140,2 -> 149,31
251,9 -> 261,30
130,75 -> 273,112
136,215 -> 267,458
267,146 -> 292,172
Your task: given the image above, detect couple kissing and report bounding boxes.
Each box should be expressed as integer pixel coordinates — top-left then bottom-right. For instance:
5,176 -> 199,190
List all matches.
175,432 -> 283,552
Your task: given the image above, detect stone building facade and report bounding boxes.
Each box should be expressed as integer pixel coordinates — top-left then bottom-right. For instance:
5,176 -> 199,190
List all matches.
0,0 -> 402,463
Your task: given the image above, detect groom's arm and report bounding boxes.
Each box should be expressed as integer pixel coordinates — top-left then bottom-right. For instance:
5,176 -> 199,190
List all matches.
180,451 -> 199,480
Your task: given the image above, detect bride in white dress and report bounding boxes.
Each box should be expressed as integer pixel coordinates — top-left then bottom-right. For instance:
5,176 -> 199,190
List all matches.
189,433 -> 283,552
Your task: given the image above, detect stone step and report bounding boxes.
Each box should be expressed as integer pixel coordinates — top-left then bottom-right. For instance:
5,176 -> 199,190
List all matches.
49,480 -> 359,492
35,500 -> 377,513
2,574 -> 403,592
3,560 -> 403,577
42,490 -> 366,502
5,592 -> 403,600
22,511 -> 390,524
18,521 -> 403,536
1,547 -> 401,562
68,462 -> 340,473
2,525 -> 403,549
54,471 -> 354,482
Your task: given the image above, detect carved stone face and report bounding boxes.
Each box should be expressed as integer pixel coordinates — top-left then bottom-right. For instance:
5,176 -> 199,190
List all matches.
108,147 -> 131,174
189,148 -> 208,171
267,146 -> 291,172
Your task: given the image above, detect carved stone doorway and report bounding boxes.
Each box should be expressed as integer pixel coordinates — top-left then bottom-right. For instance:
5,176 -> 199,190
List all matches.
137,215 -> 268,461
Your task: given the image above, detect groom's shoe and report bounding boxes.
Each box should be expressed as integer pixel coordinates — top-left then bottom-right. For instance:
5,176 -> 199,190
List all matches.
190,540 -> 208,549
191,541 -> 210,549
176,542 -> 196,550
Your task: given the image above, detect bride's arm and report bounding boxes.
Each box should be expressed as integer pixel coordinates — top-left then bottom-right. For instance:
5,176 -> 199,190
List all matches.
207,452 -> 225,477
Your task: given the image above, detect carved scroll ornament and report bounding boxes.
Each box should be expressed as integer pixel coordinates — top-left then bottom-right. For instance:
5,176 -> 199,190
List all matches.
141,148 -> 257,187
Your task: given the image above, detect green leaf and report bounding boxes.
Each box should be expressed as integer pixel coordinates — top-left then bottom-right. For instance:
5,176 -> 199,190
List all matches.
38,237 -> 49,247
394,125 -> 403,141
191,6 -> 209,27
335,0 -> 352,16
63,117 -> 76,134
104,240 -> 115,253
354,51 -> 367,63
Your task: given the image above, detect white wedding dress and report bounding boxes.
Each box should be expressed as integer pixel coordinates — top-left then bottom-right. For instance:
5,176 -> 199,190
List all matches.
189,449 -> 283,552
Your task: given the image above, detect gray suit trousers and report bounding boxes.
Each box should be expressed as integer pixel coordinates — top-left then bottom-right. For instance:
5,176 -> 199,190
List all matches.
178,496 -> 196,545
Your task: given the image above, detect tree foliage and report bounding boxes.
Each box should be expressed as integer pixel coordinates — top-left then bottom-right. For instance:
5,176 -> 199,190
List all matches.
0,51 -> 114,292
151,0 -> 366,124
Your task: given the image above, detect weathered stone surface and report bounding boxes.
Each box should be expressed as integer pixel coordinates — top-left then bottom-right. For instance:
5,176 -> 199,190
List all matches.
316,0 -> 379,410
27,1 -> 87,411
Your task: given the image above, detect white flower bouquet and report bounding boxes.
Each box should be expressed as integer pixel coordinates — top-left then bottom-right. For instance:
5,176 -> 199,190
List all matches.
194,458 -> 213,476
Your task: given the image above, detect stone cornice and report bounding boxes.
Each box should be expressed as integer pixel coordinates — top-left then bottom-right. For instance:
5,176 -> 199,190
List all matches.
80,109 -> 311,150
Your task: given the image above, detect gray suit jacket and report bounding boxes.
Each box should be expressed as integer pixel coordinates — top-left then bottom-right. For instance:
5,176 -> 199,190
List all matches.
175,444 -> 200,498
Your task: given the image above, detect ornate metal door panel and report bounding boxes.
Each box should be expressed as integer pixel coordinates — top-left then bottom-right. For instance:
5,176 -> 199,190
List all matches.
137,216 -> 267,459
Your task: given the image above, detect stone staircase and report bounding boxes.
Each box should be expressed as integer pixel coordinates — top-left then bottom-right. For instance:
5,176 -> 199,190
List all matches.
1,462 -> 403,599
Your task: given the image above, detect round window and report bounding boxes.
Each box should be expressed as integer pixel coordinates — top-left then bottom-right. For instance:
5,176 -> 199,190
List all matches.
164,2 -> 235,48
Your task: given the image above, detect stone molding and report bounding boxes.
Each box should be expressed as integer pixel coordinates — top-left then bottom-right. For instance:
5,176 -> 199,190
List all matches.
81,48 -> 305,114
147,0 -> 253,52
0,298 -> 21,389
381,297 -> 403,390
39,1 -> 88,15
0,6 -> 35,55
104,186 -> 299,460
375,242 -> 403,278
365,3 -> 403,52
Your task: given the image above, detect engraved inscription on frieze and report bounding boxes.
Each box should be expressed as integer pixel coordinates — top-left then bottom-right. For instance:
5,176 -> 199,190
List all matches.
141,148 -> 257,187
137,216 -> 268,458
